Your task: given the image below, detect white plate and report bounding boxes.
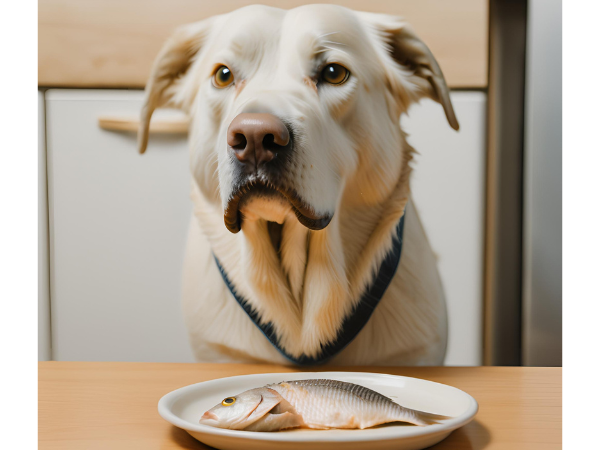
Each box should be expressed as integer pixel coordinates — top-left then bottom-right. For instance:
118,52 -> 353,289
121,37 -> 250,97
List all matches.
158,371 -> 478,450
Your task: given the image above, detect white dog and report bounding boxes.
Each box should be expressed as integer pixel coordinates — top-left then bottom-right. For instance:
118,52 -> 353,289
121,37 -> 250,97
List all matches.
139,4 -> 458,365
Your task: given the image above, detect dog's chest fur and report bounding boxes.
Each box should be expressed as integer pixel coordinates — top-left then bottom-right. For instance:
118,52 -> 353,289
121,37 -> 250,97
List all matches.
182,197 -> 447,365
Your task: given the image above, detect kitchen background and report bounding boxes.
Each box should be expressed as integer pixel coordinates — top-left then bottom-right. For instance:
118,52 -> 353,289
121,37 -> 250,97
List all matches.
37,0 -> 561,366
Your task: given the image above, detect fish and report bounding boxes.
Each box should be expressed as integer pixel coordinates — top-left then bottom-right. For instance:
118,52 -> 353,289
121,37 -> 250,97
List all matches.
199,379 -> 451,431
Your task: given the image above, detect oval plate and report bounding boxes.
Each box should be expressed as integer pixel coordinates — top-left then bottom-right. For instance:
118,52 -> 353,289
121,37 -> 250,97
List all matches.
158,371 -> 478,450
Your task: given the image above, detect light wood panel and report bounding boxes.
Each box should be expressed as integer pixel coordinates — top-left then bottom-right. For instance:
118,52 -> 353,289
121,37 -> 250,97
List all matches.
39,362 -> 561,449
38,0 -> 488,88
98,115 -> 189,133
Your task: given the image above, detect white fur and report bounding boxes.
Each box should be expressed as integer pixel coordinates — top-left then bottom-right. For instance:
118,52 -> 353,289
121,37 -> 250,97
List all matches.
141,4 -> 458,365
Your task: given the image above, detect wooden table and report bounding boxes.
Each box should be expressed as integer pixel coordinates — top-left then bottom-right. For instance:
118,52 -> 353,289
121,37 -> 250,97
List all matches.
39,363 -> 561,449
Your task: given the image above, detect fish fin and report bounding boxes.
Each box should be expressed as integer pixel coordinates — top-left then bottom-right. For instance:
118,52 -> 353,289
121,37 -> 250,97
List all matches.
236,390 -> 284,429
244,412 -> 304,432
411,411 -> 453,426
270,397 -> 298,415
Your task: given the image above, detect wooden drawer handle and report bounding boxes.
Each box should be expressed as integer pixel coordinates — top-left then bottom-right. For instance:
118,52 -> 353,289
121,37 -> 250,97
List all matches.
98,116 -> 189,134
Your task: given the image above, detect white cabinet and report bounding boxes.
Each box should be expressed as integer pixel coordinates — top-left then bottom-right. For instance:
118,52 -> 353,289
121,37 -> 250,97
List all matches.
45,90 -> 195,362
44,89 -> 486,365
403,92 -> 487,366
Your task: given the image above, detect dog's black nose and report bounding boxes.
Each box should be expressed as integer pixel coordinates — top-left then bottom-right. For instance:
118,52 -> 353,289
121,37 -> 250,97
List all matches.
227,113 -> 291,169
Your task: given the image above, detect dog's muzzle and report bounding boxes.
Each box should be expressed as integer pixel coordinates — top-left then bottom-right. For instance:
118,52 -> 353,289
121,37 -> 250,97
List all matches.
223,113 -> 332,234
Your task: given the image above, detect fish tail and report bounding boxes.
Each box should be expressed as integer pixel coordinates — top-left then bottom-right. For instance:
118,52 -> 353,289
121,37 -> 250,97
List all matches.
411,410 -> 452,426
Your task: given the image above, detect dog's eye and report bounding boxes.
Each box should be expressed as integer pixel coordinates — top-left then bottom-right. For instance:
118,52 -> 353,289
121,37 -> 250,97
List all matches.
321,64 -> 350,85
214,66 -> 234,88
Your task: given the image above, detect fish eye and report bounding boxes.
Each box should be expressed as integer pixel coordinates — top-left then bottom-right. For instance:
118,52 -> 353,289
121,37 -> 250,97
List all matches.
320,63 -> 350,85
221,397 -> 236,406
213,65 -> 234,88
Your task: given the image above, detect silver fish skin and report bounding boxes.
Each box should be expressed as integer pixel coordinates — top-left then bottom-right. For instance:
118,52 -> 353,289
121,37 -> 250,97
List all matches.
199,379 -> 451,431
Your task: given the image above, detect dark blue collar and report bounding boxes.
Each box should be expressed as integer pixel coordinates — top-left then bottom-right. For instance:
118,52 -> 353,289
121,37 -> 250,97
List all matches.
214,213 -> 405,366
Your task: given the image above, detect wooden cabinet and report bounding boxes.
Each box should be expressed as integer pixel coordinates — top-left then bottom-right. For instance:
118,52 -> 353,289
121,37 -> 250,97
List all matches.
43,89 -> 485,365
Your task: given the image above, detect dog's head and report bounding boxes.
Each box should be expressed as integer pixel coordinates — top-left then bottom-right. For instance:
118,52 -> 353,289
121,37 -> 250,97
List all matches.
139,5 -> 458,233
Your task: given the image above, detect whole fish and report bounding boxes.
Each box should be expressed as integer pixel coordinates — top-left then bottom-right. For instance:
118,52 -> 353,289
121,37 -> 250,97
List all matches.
199,379 -> 450,431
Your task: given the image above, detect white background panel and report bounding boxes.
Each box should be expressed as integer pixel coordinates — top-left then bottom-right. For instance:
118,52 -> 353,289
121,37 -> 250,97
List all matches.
403,92 -> 487,365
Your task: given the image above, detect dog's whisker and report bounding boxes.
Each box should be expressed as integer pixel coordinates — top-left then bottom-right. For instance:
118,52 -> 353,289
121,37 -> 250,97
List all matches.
322,45 -> 349,56
322,40 -> 346,47
317,31 -> 339,38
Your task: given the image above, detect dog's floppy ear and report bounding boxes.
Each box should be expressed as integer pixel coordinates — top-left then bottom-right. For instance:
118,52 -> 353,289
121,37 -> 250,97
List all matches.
360,13 -> 459,131
138,19 -> 213,154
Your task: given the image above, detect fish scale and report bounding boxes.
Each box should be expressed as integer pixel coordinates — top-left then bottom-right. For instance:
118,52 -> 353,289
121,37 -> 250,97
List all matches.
268,379 -> 447,429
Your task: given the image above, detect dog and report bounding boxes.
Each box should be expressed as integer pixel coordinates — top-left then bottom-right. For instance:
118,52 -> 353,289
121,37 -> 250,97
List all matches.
138,4 -> 459,365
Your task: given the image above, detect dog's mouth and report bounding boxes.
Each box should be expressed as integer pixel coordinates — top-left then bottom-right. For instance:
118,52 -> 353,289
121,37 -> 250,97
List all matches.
224,181 -> 332,233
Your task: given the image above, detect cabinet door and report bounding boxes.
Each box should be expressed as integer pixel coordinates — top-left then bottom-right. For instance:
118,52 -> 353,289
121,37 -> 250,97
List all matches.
46,90 -> 194,362
402,92 -> 487,365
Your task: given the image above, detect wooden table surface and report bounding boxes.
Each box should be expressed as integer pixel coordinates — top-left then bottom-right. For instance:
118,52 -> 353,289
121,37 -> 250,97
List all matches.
38,363 -> 561,449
